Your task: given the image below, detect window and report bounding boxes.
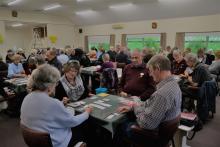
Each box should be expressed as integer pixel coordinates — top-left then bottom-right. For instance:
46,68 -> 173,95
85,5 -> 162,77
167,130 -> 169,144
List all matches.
126,34 -> 161,52
88,35 -> 110,51
185,32 -> 220,53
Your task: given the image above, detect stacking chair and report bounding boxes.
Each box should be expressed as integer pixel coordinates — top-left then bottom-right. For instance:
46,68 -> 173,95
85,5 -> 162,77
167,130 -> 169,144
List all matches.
20,124 -> 53,147
116,62 -> 126,70
20,124 -> 87,147
125,115 -> 180,147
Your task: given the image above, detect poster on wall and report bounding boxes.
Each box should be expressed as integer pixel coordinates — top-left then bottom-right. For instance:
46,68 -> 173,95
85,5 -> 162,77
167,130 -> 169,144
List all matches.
0,34 -> 4,44
49,35 -> 58,44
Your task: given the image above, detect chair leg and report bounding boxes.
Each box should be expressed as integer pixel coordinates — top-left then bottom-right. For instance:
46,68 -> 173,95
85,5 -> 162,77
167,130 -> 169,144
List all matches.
171,138 -> 175,147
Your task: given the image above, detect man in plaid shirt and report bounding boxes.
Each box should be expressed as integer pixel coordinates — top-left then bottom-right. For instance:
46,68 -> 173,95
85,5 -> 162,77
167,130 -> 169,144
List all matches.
116,55 -> 181,144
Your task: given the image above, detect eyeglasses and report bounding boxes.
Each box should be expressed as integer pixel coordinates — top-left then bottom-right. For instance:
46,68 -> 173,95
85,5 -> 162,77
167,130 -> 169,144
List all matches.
131,56 -> 139,59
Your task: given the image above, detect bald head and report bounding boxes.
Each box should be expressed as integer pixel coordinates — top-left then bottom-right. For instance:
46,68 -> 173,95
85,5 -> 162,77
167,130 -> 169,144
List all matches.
131,50 -> 142,64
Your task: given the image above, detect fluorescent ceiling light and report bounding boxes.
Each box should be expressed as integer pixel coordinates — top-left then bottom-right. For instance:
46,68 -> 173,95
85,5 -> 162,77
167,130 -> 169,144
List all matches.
75,10 -> 94,15
109,3 -> 134,9
76,0 -> 88,2
11,23 -> 23,27
8,0 -> 22,6
43,4 -> 61,11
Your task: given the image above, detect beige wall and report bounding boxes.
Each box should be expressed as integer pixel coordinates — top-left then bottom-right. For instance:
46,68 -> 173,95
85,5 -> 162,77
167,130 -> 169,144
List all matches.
0,21 -> 6,58
47,24 -> 75,49
0,9 -> 75,58
75,14 -> 220,49
5,27 -> 32,52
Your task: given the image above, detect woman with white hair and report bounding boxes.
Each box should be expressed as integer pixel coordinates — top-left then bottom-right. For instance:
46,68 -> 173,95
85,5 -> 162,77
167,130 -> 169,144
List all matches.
21,64 -> 92,147
97,53 -> 114,72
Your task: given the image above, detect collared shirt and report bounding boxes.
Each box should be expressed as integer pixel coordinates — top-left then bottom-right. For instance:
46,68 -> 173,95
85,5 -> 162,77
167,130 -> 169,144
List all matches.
7,63 -> 24,78
57,54 -> 69,65
134,76 -> 182,130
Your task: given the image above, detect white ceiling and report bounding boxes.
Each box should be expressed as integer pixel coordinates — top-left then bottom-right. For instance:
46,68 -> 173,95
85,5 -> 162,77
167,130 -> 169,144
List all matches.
1,0 -> 220,26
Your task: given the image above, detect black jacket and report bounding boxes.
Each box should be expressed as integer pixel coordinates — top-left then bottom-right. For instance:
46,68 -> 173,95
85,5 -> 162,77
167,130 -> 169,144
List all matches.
48,57 -> 62,72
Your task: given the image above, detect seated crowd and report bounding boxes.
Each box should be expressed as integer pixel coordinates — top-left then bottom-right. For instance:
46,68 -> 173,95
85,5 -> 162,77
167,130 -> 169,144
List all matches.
0,45 -> 219,147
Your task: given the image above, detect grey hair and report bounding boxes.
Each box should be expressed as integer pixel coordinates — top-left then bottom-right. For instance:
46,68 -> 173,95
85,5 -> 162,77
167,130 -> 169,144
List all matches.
184,53 -> 198,63
172,49 -> 182,56
102,53 -> 110,61
147,55 -> 171,71
27,64 -> 60,91
35,55 -> 46,66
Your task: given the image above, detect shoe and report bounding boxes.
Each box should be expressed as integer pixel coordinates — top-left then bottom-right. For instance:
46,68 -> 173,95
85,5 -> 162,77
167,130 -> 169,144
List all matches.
79,143 -> 87,147
74,142 -> 87,147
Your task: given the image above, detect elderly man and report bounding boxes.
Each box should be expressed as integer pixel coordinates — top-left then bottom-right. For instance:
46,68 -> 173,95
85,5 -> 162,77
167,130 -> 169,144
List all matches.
115,47 -> 129,65
107,46 -> 117,62
115,55 -> 181,146
181,53 -> 212,110
172,49 -> 187,75
120,50 -> 155,101
46,48 -> 62,72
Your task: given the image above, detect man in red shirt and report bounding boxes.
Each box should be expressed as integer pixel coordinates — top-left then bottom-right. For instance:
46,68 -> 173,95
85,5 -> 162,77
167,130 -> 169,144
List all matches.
120,50 -> 155,101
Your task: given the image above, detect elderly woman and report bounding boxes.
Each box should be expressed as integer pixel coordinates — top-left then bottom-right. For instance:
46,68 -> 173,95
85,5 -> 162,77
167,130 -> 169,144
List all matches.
20,64 -> 92,147
7,54 -> 26,78
55,60 -> 88,103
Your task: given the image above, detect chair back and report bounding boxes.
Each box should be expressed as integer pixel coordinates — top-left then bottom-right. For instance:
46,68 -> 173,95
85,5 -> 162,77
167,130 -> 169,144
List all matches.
158,115 -> 180,146
20,124 -> 53,147
130,115 -> 180,147
116,62 -> 126,69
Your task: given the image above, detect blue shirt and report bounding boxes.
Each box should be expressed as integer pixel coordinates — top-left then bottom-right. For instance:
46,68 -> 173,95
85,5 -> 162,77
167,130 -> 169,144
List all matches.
20,92 -> 89,147
7,63 -> 24,78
